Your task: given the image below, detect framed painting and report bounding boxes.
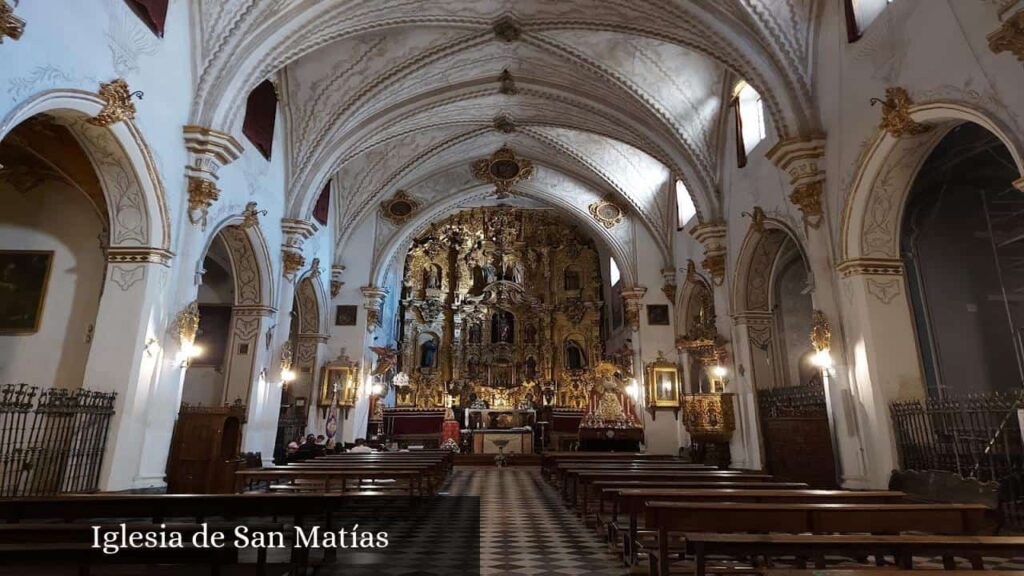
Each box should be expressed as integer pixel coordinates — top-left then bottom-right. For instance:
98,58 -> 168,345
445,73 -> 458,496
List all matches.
335,305 -> 358,326
645,353 -> 681,408
0,251 -> 54,334
319,364 -> 355,407
647,304 -> 670,326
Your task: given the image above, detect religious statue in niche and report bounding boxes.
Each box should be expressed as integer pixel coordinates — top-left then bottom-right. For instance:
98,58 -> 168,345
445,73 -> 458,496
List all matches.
524,324 -> 537,344
468,322 -> 482,344
491,311 -> 515,343
424,265 -> 442,290
420,337 -> 438,369
565,339 -> 588,370
524,356 -> 538,380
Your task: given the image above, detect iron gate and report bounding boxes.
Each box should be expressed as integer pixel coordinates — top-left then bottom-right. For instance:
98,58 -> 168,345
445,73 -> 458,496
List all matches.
0,383 -> 117,496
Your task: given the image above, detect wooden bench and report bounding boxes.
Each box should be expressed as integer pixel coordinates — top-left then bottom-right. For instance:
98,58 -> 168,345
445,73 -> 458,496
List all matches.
235,468 -> 426,495
541,452 -> 677,479
682,532 -> 1024,575
567,470 -> 773,510
641,501 -> 992,576
608,489 -> 903,565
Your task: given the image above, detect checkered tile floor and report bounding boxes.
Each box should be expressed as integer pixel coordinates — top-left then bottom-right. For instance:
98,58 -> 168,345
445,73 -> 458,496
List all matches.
444,466 -> 624,576
440,466 -> 1024,575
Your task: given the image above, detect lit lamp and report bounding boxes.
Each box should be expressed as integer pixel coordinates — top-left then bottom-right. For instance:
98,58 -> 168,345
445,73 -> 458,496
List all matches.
810,310 -> 833,372
176,301 -> 203,366
712,365 -> 728,379
280,341 -> 297,385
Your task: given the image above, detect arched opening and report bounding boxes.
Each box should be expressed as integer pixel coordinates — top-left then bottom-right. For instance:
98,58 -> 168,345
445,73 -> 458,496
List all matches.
901,123 -> 1023,397
182,225 -> 268,408
0,115 -> 107,388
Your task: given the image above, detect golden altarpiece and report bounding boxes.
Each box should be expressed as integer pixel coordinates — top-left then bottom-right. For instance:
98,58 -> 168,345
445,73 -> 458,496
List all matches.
397,207 -> 607,412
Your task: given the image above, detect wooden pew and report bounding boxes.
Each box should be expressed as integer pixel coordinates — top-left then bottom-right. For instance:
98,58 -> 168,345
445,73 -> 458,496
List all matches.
683,533 -> 1024,575
641,501 -> 992,576
540,452 -> 676,479
610,489 -> 903,565
235,468 -> 426,495
551,462 -> 714,490
566,469 -> 773,510
286,460 -> 446,490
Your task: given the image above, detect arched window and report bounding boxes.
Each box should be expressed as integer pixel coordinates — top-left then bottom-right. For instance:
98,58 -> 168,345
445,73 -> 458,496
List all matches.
609,257 -> 621,287
733,81 -> 767,166
242,80 -> 278,160
675,179 -> 696,230
845,0 -> 893,42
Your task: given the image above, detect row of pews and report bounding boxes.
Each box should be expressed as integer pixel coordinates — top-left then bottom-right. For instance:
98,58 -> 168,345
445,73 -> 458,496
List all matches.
0,450 -> 453,574
541,451 -> 1024,576
234,449 -> 453,495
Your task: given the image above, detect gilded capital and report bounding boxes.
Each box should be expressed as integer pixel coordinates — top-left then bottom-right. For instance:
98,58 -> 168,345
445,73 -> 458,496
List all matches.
690,223 -> 727,286
88,79 -> 137,127
0,0 -> 25,43
360,286 -> 388,333
988,10 -> 1024,62
619,286 -> 647,332
788,181 -> 824,229
282,249 -> 306,281
187,176 -> 219,229
870,87 -> 930,138
330,265 -> 345,298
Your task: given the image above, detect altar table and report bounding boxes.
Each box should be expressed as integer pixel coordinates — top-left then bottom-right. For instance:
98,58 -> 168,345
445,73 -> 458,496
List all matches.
472,429 -> 534,454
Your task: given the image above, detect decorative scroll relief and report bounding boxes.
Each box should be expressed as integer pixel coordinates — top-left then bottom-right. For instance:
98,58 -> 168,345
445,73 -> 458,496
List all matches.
66,118 -> 149,247
220,225 -> 262,306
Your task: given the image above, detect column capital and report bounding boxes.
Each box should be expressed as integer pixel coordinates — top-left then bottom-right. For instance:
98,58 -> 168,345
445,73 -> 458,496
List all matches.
360,286 -> 388,333
690,222 -> 727,286
661,267 -> 677,305
618,286 -> 647,332
331,265 -> 346,298
766,137 -> 827,229
183,125 -> 243,228
989,9 -> 1024,62
281,218 -> 318,249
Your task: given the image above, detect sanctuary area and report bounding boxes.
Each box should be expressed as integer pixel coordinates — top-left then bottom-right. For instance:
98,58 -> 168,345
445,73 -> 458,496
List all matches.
2,1 -> 1024,574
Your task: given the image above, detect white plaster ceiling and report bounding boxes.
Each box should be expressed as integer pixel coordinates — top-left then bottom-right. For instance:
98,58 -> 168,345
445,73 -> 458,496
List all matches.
190,0 -> 820,274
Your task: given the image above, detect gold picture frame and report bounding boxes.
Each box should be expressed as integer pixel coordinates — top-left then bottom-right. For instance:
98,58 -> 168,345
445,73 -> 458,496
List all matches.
0,250 -> 54,335
645,352 -> 681,408
319,364 -> 356,407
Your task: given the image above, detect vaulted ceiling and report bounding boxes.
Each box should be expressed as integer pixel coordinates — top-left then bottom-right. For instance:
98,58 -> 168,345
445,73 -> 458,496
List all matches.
190,0 -> 819,272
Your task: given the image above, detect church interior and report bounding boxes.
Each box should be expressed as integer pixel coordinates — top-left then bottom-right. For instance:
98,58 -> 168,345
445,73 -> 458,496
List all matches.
2,0 -> 1024,574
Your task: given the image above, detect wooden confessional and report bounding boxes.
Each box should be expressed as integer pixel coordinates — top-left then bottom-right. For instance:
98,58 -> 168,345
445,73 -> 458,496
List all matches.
165,402 -> 246,494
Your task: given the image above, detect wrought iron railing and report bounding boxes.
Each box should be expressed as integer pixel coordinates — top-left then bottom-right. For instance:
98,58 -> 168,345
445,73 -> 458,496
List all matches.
890,392 -> 1024,528
0,383 -> 117,496
757,382 -> 828,418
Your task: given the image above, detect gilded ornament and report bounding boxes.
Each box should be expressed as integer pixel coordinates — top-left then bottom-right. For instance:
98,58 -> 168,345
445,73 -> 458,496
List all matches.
988,10 -> 1024,62
240,201 -> 266,229
661,283 -> 677,306
187,176 -> 220,227
810,309 -> 831,352
870,87 -> 931,138
0,0 -> 25,43
88,79 -> 139,127
701,253 -> 726,287
682,393 -> 735,441
330,280 -> 343,298
176,301 -> 201,348
472,146 -> 534,198
788,181 -> 823,228
588,199 -> 624,229
380,190 -> 420,225
746,206 -> 767,234
282,250 -> 305,280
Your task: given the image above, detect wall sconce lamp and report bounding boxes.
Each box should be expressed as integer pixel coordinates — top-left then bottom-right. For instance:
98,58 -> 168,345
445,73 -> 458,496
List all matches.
810,310 -> 834,372
280,341 -> 297,385
712,365 -> 728,379
176,301 -> 203,367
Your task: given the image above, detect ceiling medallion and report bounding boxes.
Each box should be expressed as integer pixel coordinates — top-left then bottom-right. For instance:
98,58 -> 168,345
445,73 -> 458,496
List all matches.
493,114 -> 516,134
472,146 -> 534,199
492,15 -> 521,42
380,190 -> 421,225
498,69 -> 518,95
588,198 -> 624,229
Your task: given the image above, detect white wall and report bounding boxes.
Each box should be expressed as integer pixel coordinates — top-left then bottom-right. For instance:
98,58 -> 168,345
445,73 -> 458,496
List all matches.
0,181 -> 105,388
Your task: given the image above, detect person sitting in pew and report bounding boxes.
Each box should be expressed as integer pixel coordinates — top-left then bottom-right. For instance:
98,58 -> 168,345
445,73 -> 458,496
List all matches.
349,438 -> 374,453
294,434 -> 325,460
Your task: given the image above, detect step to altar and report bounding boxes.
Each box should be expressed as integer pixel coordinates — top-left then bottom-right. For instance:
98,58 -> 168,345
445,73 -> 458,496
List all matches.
454,453 -> 543,466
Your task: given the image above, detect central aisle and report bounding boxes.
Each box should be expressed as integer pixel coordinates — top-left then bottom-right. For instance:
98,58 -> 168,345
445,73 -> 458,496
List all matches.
446,467 -> 625,576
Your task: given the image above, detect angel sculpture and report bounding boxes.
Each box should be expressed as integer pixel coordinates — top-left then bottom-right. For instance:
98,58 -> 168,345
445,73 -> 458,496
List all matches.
369,345 -> 398,377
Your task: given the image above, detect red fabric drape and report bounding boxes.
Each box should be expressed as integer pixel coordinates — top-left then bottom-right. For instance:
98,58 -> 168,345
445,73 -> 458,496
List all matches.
125,0 -> 168,37
243,80 -> 278,160
732,97 -> 747,169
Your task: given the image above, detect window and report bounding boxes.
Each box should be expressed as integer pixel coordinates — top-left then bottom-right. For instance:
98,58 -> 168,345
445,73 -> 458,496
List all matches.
125,0 -> 168,37
242,80 -> 278,160
313,181 -> 330,226
733,82 -> 766,167
675,179 -> 696,230
845,0 -> 893,42
609,257 -> 621,287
